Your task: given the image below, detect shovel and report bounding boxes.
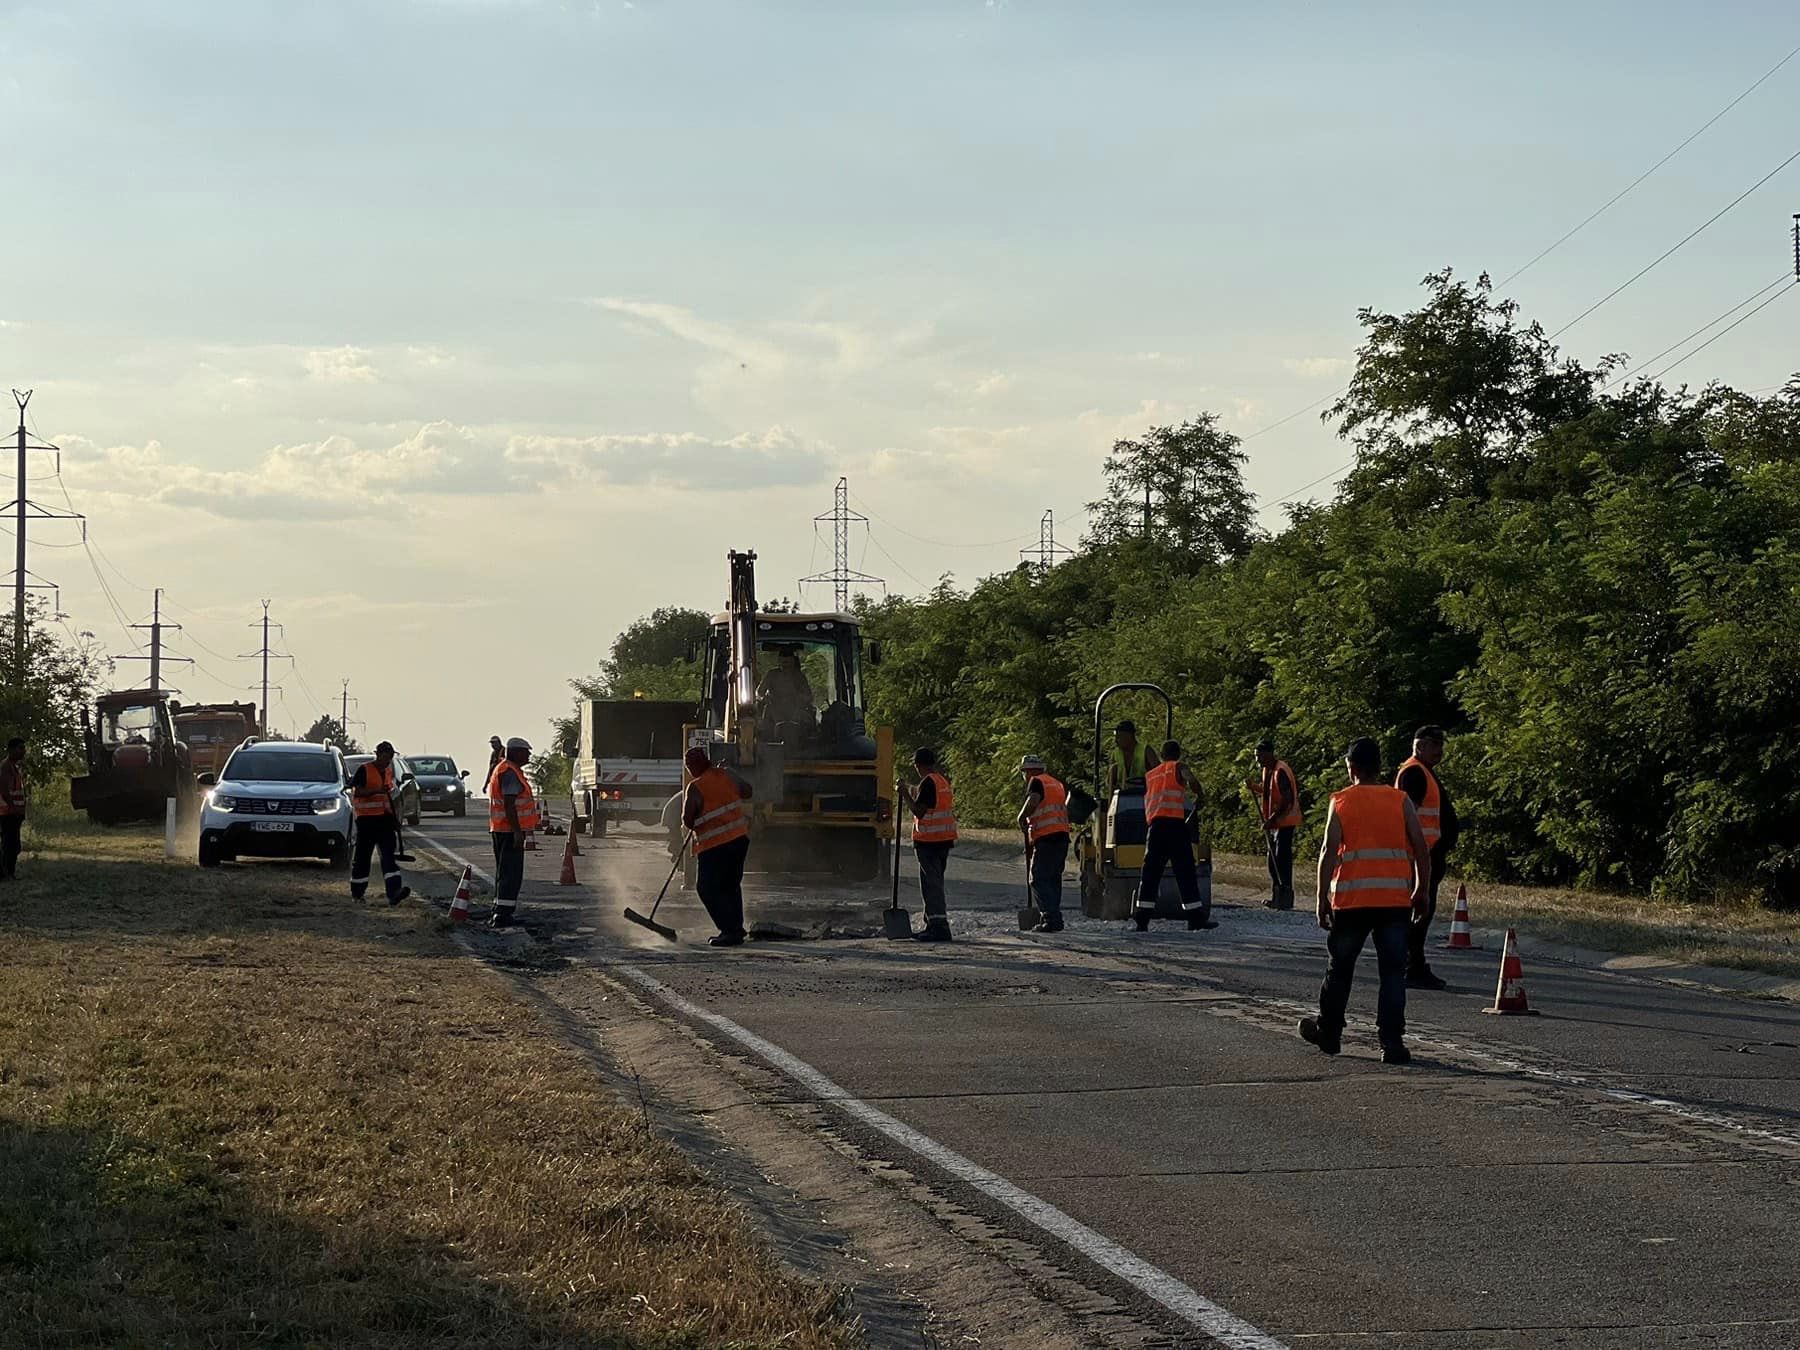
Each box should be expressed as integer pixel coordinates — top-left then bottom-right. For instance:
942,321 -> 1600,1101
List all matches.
883,780 -> 913,940
1018,842 -> 1041,930
624,833 -> 688,943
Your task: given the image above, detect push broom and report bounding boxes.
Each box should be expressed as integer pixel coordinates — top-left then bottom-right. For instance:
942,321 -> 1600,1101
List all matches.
624,833 -> 690,943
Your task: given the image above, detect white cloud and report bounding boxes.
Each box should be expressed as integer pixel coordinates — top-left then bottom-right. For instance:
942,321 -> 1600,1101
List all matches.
1282,356 -> 1348,378
972,371 -> 1009,396
304,346 -> 380,383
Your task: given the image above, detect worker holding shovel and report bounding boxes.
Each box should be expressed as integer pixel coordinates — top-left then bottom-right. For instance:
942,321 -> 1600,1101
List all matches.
900,747 -> 957,943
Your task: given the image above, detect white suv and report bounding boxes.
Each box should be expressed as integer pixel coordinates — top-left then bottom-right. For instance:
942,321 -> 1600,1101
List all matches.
197,739 -> 354,869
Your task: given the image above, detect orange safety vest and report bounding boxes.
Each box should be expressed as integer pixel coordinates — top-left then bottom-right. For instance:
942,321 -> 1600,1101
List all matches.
690,767 -> 749,853
1328,784 -> 1416,911
352,762 -> 396,818
1260,760 -> 1302,830
0,760 -> 24,817
912,771 -> 958,845
486,760 -> 543,833
1395,756 -> 1442,846
1027,774 -> 1071,841
1143,760 -> 1188,824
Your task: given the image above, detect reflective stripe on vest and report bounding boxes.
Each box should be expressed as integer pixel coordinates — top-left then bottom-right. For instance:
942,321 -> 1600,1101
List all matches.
1329,784 -> 1414,910
1262,760 -> 1302,830
1143,761 -> 1187,824
486,761 -> 543,832
912,771 -> 957,844
353,762 -> 396,817
1396,756 -> 1442,845
1028,774 -> 1071,840
691,767 -> 749,853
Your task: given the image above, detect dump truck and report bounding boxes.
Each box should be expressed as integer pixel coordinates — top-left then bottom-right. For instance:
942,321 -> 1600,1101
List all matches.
70,689 -> 197,825
570,698 -> 690,838
173,702 -> 258,778
683,549 -> 894,879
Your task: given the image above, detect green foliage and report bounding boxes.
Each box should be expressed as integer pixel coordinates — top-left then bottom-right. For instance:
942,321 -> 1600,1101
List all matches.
0,605 -> 107,786
301,714 -> 361,755
553,606 -> 708,758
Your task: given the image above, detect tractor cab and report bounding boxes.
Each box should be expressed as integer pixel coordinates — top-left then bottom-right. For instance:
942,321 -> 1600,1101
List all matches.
700,612 -> 879,762
71,690 -> 196,825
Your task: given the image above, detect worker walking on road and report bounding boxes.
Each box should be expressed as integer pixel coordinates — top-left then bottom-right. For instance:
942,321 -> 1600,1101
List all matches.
1300,737 -> 1431,1065
0,737 -> 27,881
1015,755 -> 1070,933
902,747 -> 957,943
487,735 -> 505,774
1107,720 -> 1158,796
1396,725 -> 1458,990
1249,738 -> 1300,910
486,736 -> 541,929
683,746 -> 753,947
1135,741 -> 1216,932
348,741 -> 412,906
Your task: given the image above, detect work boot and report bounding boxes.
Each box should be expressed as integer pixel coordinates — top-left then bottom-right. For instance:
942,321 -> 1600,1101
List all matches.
387,885 -> 412,908
1381,1040 -> 1413,1066
488,906 -> 516,930
1271,886 -> 1295,911
913,918 -> 953,943
1032,914 -> 1065,934
1132,913 -> 1151,933
1298,1017 -> 1341,1056
1407,965 -> 1448,991
1187,914 -> 1218,931
709,930 -> 746,948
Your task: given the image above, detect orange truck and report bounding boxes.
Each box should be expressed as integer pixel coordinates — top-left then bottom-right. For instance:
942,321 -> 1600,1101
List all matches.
174,702 -> 258,778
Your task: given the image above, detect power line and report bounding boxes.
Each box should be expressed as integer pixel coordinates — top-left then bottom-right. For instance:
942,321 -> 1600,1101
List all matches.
1649,282 -> 1797,383
1499,40 -> 1800,287
1605,273 -> 1793,389
847,488 -> 1038,549
801,476 -> 883,610
1549,144 -> 1800,339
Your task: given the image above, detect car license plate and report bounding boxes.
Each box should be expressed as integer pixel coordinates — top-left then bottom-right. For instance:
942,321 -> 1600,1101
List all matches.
252,821 -> 295,833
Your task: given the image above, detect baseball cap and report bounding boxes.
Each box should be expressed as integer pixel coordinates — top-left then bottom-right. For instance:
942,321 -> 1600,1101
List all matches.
505,736 -> 532,752
1017,754 -> 1046,773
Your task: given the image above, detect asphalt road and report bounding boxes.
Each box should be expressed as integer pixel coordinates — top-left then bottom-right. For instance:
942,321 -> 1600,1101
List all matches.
412,816 -> 1800,1348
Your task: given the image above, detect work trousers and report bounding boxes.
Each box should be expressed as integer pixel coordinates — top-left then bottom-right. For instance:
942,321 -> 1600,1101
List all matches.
350,816 -> 405,902
1029,832 -> 1069,915
490,830 -> 525,906
1407,848 -> 1449,973
0,814 -> 21,880
1135,817 -> 1206,916
1319,906 -> 1410,1043
1266,825 -> 1295,896
696,835 -> 749,937
914,841 -> 952,918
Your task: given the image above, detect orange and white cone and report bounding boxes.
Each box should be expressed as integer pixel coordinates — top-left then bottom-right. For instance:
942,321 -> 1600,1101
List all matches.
1441,883 -> 1480,950
449,866 -> 473,923
1482,927 -> 1540,1015
568,826 -> 581,857
558,838 -> 578,886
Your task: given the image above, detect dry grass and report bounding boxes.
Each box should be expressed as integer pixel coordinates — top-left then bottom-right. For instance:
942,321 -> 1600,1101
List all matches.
0,812 -> 860,1348
1212,852 -> 1800,981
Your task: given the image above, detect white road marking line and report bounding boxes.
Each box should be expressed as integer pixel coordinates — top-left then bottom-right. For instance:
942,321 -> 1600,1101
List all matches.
616,963 -> 1290,1350
418,832 -> 1288,1348
411,831 -> 494,884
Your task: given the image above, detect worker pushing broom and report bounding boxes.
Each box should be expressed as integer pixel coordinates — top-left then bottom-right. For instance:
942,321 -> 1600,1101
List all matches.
626,746 -> 753,946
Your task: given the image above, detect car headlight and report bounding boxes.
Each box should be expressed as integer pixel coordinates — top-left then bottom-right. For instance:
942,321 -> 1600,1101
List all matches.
212,794 -> 237,813
446,782 -> 460,793
313,798 -> 341,814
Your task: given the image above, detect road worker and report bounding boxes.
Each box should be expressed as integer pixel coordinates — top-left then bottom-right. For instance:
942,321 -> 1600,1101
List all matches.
0,736 -> 27,881
1107,720 -> 1159,795
1015,754 -> 1070,933
1396,724 -> 1458,990
683,746 -> 753,947
1248,738 -> 1300,910
1134,740 -> 1215,932
348,741 -> 412,906
1300,737 -> 1431,1065
487,735 -> 504,775
901,747 -> 957,942
486,736 -> 540,928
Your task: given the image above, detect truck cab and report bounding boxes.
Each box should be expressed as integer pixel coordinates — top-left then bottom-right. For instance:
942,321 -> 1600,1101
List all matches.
71,690 -> 196,825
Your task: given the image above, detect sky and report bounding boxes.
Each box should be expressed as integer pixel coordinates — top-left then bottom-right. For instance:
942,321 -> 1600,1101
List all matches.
4,0 -> 1797,761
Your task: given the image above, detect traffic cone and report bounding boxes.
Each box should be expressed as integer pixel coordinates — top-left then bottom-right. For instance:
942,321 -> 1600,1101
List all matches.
449,866 -> 472,923
1441,883 -> 1480,950
558,839 -> 578,886
568,827 -> 581,857
1482,927 -> 1541,1015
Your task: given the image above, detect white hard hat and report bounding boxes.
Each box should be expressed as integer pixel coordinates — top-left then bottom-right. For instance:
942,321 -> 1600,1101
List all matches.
506,736 -> 532,752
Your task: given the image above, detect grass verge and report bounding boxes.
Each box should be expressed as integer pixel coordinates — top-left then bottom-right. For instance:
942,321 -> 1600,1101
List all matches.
0,810 -> 859,1348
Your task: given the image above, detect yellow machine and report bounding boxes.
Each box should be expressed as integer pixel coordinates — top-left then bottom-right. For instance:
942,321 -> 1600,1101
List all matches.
1077,682 -> 1211,919
683,549 -> 895,881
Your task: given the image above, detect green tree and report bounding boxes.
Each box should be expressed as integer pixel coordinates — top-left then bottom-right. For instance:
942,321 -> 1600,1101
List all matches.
1085,414 -> 1256,568
302,714 -> 361,754
0,605 -> 108,786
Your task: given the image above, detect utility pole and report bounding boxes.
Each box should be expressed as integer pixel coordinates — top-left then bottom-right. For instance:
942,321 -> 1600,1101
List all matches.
5,391 -> 82,680
340,678 -> 353,732
241,601 -> 291,736
1021,509 -> 1074,572
119,588 -> 191,692
1793,215 -> 1799,281
801,476 -> 883,610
